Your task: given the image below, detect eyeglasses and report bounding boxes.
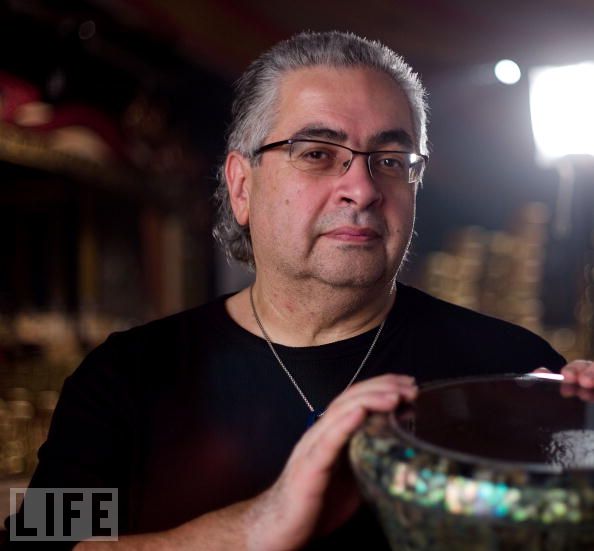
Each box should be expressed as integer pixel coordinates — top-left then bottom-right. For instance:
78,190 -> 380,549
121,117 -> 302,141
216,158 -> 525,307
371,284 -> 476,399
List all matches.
252,139 -> 428,185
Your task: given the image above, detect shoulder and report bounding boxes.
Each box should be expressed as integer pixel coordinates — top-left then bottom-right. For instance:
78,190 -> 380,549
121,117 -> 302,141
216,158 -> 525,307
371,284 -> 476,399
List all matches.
114,294 -> 231,344
103,293 -> 233,352
395,283 -> 565,373
398,282 -> 537,336
67,295 -> 233,390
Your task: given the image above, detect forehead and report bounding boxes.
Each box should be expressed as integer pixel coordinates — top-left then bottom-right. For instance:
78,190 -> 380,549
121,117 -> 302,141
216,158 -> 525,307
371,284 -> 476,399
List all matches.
269,66 -> 415,148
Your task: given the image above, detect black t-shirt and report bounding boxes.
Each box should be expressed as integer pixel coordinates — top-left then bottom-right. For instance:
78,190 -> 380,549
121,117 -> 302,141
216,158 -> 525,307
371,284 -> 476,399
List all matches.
5,284 -> 565,549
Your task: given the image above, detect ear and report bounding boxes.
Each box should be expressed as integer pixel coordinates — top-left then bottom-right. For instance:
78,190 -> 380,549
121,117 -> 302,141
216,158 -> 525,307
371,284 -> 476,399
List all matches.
225,151 -> 253,226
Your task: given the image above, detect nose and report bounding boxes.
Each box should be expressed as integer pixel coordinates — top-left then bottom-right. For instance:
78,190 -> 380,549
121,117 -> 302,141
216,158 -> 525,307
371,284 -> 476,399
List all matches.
335,153 -> 383,209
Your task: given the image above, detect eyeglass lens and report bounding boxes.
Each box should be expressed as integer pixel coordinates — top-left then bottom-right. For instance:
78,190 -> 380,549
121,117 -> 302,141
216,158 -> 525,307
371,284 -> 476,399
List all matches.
288,141 -> 424,184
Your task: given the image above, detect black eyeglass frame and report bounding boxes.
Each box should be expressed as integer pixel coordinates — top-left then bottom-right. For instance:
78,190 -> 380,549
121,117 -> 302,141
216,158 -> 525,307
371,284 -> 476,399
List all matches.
252,138 -> 428,184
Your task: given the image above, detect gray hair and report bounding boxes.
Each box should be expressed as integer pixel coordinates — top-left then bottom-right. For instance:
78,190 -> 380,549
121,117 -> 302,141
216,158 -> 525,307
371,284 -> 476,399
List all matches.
213,30 -> 428,268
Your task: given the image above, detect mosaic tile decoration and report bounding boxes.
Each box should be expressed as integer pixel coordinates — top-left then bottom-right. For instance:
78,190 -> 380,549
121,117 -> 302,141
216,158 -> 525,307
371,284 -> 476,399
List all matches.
349,375 -> 594,551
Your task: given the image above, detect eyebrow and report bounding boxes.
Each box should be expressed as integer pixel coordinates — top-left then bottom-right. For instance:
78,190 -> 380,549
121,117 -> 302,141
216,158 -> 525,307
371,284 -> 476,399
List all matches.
289,125 -> 415,151
368,129 -> 414,150
290,125 -> 348,142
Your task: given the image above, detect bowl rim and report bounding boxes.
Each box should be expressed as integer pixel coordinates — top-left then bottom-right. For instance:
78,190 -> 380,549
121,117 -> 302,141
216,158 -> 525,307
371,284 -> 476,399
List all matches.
388,372 -> 594,475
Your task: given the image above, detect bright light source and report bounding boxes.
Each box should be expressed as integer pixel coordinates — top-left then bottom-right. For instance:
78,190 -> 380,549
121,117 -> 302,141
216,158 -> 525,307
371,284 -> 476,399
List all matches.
529,62 -> 594,165
494,59 -> 521,85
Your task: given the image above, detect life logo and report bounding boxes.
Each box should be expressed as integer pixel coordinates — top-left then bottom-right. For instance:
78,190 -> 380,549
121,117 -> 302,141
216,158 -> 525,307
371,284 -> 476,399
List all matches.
9,488 -> 118,542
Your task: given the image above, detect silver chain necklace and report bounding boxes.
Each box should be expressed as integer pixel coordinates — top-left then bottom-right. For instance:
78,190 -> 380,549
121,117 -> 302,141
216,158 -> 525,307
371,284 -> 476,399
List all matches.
249,285 -> 386,426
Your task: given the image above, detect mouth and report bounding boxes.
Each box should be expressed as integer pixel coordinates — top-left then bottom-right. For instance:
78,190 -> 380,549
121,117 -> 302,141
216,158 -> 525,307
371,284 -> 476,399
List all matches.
322,226 -> 381,243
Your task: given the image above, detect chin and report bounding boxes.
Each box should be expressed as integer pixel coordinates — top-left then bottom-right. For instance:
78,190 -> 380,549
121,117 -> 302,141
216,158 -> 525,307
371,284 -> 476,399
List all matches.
315,265 -> 391,289
322,249 -> 404,284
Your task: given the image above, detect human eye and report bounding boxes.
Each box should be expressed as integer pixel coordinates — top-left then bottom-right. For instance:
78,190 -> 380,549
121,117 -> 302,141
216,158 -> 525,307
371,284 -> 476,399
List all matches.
294,143 -> 337,165
373,152 -> 407,177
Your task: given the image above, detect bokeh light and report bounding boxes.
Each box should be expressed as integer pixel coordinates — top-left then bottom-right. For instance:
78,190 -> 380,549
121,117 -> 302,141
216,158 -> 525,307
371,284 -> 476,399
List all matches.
494,59 -> 522,85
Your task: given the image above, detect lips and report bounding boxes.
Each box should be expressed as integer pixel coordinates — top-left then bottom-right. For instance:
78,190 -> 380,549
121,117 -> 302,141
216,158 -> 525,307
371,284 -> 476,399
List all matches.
322,226 -> 381,242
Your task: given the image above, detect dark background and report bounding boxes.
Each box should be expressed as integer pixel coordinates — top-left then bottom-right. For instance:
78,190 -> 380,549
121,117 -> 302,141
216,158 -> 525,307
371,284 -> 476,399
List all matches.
1,0 -> 594,516
1,0 -> 593,353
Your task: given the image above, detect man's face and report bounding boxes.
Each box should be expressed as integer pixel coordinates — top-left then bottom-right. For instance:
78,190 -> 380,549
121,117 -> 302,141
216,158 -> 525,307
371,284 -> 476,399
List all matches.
234,66 -> 418,290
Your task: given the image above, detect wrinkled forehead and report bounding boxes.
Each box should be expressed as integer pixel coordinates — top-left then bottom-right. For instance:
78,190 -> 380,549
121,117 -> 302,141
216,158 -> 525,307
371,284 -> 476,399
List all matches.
267,66 -> 417,149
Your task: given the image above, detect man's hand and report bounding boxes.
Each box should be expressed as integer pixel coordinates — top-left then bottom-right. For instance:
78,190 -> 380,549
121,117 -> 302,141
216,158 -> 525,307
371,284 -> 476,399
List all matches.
534,359 -> 594,388
559,359 -> 594,388
242,373 -> 417,551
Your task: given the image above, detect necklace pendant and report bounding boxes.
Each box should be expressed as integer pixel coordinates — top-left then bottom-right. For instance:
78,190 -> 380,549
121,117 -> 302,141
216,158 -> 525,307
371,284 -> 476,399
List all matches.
250,286 -> 387,433
306,409 -> 324,428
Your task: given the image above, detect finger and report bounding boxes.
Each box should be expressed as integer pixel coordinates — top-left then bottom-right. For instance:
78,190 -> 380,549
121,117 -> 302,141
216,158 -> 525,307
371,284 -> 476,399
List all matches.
328,374 -> 417,410
295,389 -> 404,452
560,384 -> 577,399
562,382 -> 594,402
561,360 -> 594,386
319,385 -> 417,431
343,373 -> 417,395
291,376 -> 418,473
561,361 -> 581,382
297,382 -> 417,461
307,405 -> 367,469
578,365 -> 594,389
532,367 -> 551,373
286,405 -> 367,498
281,384 -> 417,536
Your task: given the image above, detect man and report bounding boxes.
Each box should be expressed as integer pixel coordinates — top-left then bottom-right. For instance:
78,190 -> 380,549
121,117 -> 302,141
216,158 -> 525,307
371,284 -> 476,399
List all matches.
6,31 -> 594,550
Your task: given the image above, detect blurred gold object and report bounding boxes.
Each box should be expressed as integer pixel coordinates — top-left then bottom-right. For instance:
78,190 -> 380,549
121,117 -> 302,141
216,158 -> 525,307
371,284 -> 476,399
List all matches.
420,202 -> 592,360
0,307 -> 132,479
0,389 -> 60,478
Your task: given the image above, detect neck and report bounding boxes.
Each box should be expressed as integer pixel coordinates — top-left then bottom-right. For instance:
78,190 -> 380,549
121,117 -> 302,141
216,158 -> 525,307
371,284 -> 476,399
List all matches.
227,273 -> 396,347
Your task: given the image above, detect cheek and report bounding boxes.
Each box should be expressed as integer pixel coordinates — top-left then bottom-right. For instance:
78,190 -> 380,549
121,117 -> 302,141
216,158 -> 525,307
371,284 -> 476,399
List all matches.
386,189 -> 416,233
285,185 -> 327,222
